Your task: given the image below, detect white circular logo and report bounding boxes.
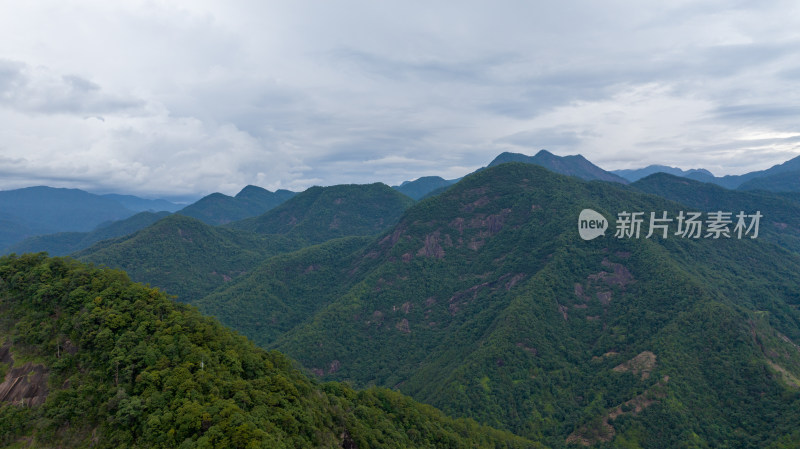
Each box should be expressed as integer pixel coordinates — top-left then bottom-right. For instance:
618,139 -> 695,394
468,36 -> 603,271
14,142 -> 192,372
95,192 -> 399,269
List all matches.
578,209 -> 608,240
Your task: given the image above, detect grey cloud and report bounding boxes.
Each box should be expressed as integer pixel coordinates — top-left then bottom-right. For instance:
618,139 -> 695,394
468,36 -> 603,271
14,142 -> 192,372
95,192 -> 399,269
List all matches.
498,127 -> 597,149
330,48 -> 515,85
712,104 -> 800,121
2,1 -> 800,196
0,59 -> 144,115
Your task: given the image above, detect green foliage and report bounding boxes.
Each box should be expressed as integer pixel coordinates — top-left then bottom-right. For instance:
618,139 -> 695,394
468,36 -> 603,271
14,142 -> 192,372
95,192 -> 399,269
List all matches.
195,236 -> 373,347
202,163 -> 800,448
0,253 -> 541,448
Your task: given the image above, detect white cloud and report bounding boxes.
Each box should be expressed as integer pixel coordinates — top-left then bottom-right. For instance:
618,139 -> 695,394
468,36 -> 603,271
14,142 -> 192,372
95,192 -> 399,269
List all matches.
0,0 -> 799,196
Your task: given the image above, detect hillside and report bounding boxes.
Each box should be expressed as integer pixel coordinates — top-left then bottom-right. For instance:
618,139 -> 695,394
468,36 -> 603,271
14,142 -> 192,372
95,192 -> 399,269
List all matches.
0,253 -> 543,448
195,236 -> 374,348
230,183 -> 415,245
75,214 -> 297,301
488,150 -> 628,184
200,163 -> 800,447
6,211 -> 172,257
178,186 -> 295,225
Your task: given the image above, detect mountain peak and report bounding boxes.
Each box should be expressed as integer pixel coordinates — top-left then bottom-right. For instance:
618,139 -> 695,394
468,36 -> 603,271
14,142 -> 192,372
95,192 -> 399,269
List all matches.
235,184 -> 270,198
488,150 -> 628,184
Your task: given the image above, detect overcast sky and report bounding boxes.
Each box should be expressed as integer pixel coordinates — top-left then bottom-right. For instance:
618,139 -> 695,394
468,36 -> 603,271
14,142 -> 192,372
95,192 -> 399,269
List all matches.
1,1 -> 799,199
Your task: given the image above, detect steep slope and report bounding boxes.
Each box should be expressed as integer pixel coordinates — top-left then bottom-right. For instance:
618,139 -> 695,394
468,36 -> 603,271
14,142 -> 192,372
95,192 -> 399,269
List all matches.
75,214 -> 297,301
631,173 -> 800,254
737,169 -> 800,193
179,186 -> 295,225
0,186 -> 136,250
203,163 -> 800,447
195,236 -> 374,348
488,150 -> 629,184
393,176 -> 458,200
612,164 -> 714,182
0,253 -> 543,448
230,183 -> 415,245
6,211 -> 172,256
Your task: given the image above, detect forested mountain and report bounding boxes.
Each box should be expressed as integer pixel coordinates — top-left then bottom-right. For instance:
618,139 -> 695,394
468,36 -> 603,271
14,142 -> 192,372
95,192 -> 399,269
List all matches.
0,186 -> 137,251
631,173 -> 800,253
75,184 -> 413,302
488,150 -> 629,184
196,163 -> 800,448
178,186 -> 295,225
393,176 -> 458,200
6,158 -> 800,448
0,253 -> 543,448
6,211 -> 172,257
75,214 -> 298,301
229,183 -> 415,245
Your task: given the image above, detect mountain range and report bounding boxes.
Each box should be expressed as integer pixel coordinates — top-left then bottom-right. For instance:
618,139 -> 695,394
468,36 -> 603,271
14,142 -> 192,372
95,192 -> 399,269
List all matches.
3,151 -> 800,447
75,183 -> 414,302
188,163 -> 800,447
614,154 -> 800,192
0,187 -> 182,253
8,150 -> 798,257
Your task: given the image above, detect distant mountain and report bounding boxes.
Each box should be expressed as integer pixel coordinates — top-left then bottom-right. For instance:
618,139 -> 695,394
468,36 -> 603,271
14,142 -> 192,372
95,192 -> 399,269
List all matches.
612,165 -> 714,182
178,185 -> 296,225
0,186 -> 136,250
738,169 -> 800,192
618,154 -> 800,190
0,253 -> 541,448
488,150 -> 629,183
100,193 -> 183,212
393,176 -> 458,200
5,211 -> 172,256
230,183 -> 415,245
76,214 -> 298,301
200,163 -> 800,447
